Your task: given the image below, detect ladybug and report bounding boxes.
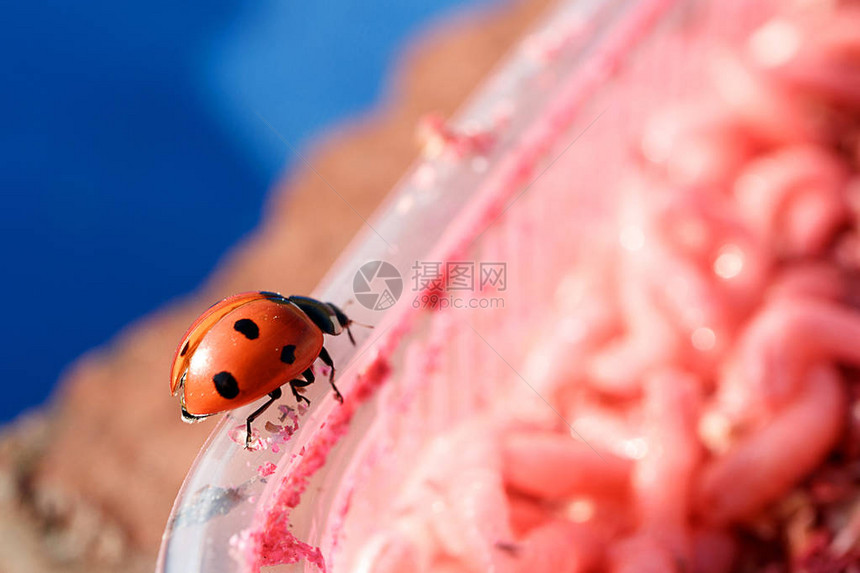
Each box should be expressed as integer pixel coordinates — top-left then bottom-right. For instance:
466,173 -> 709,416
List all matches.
170,291 -> 356,447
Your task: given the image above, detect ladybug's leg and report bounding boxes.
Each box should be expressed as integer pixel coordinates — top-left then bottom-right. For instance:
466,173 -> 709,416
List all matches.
318,347 -> 343,403
288,370 -> 314,406
245,387 -> 282,448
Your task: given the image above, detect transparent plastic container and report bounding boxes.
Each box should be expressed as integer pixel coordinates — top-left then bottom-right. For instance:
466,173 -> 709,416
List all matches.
158,0 -> 779,570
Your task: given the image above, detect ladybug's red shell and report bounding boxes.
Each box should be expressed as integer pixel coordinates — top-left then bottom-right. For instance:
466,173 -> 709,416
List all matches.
171,292 -> 323,416
171,292 -> 265,395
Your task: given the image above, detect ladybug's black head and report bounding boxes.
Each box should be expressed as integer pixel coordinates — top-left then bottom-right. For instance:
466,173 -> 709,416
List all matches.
285,295 -> 368,346
328,303 -> 355,345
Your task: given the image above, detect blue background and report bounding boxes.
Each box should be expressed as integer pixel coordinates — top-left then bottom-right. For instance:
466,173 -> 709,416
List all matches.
0,0 -> 493,423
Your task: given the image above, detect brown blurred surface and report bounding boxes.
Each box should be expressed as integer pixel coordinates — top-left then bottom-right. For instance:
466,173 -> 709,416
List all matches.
0,1 -> 550,571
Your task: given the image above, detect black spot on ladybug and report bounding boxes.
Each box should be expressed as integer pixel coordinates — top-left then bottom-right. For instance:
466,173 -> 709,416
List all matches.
180,341 -> 189,357
213,371 -> 240,399
234,318 -> 260,340
280,344 -> 297,365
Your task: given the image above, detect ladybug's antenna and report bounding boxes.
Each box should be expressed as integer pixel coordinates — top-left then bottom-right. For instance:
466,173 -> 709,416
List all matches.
347,319 -> 374,345
335,300 -> 374,346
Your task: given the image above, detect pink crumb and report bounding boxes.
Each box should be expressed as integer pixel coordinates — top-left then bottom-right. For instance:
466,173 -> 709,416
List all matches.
417,113 -> 495,159
257,462 -> 277,478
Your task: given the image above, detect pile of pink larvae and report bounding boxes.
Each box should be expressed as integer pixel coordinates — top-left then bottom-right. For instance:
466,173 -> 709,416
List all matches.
334,4 -> 860,573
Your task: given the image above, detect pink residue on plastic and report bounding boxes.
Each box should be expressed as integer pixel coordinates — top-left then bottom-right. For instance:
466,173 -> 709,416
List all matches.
230,526 -> 325,572
236,354 -> 393,571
